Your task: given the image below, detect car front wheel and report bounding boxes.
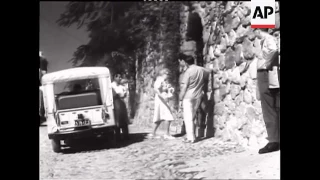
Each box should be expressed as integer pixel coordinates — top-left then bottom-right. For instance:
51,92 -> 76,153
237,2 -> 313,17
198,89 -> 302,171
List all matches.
51,139 -> 61,153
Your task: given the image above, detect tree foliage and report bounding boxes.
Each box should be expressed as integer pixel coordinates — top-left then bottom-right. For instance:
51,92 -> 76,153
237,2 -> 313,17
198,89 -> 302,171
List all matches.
58,2 -> 183,118
57,2 -> 181,69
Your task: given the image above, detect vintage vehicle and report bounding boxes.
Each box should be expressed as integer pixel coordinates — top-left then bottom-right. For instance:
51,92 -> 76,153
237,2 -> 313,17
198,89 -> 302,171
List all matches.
41,67 -> 116,153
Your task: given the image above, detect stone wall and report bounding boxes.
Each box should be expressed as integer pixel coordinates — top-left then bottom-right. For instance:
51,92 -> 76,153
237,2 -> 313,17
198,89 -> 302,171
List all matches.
133,1 -> 280,147
179,1 -> 280,147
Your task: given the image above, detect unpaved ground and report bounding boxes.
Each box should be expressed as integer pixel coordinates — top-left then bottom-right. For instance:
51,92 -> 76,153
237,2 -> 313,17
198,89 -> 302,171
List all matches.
40,124 -> 280,180
193,148 -> 280,179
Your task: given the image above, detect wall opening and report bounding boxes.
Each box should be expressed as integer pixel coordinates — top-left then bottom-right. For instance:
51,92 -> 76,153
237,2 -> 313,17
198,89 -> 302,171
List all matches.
186,12 -> 204,66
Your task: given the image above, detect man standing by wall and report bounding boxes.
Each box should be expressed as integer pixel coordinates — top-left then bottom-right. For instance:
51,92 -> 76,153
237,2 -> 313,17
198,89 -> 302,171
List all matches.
254,29 -> 280,154
178,53 -> 188,136
179,54 -> 210,143
178,53 -> 210,138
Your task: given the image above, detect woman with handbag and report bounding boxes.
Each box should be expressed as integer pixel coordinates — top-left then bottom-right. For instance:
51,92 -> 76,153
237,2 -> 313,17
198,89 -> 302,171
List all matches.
148,68 -> 176,140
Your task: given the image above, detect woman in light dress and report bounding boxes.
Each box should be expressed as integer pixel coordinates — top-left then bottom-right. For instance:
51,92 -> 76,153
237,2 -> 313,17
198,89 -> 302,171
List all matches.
149,68 -> 175,139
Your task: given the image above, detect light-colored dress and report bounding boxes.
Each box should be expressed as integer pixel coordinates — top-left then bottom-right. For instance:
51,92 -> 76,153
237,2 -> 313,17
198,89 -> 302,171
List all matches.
153,76 -> 174,123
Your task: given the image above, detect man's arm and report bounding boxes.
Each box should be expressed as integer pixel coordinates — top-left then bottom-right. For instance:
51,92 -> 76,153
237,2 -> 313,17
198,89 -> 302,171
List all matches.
179,83 -> 188,101
265,36 -> 278,53
262,36 -> 278,70
265,36 -> 279,69
264,36 -> 278,58
179,83 -> 187,110
179,71 -> 190,101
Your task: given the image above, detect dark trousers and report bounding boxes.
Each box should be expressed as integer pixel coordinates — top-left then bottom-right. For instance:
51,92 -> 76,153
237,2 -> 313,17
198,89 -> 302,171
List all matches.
113,97 -> 130,140
39,88 -> 45,117
115,125 -> 129,140
129,90 -> 135,119
257,70 -> 280,143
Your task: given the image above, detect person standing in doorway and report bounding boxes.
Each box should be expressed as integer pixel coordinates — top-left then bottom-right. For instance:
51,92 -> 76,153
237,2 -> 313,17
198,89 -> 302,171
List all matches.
254,28 -> 280,154
179,55 -> 210,143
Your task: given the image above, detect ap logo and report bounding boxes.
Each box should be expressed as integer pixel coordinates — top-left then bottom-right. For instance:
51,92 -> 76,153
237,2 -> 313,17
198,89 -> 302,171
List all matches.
251,0 -> 276,28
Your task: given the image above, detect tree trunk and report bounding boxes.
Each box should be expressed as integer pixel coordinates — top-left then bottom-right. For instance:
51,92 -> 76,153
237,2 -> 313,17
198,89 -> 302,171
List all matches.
133,2 -> 181,130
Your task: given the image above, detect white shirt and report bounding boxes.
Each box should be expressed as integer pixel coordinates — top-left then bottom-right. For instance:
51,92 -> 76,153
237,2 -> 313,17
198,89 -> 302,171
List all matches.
112,82 -> 126,98
257,33 -> 278,70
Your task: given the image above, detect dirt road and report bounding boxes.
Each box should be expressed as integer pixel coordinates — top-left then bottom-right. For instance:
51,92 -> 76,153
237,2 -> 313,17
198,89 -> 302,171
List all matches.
40,125 -> 280,180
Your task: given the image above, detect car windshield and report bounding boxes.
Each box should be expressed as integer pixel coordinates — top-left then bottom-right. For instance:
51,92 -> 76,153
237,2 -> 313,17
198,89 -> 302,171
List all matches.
54,78 -> 100,95
54,78 -> 102,110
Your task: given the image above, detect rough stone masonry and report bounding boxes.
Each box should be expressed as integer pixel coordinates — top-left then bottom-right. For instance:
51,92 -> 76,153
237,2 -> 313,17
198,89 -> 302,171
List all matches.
135,1 -> 280,147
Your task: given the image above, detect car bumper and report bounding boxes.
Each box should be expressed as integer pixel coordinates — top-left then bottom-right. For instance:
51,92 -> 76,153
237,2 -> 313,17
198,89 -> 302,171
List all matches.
48,126 -> 115,140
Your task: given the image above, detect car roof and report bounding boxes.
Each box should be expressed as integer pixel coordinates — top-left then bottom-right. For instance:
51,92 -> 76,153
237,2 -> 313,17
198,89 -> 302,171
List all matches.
42,67 -> 110,85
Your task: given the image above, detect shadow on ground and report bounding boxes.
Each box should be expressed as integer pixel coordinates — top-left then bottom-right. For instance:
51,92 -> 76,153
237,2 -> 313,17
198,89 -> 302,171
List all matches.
172,133 -> 185,138
172,133 -> 214,144
193,136 -> 214,143
61,132 -> 148,154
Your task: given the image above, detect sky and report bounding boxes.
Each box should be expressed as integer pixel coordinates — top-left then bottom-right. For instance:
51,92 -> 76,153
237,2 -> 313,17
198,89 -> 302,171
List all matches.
40,1 -> 89,93
39,1 -> 89,73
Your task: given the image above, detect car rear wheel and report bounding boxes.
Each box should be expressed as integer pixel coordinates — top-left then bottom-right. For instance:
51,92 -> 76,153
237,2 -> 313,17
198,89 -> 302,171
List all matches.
104,129 -> 117,147
51,139 -> 61,153
40,115 -> 46,125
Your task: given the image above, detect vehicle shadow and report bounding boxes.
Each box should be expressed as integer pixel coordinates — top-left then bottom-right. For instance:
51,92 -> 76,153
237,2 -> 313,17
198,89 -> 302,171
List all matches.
61,132 -> 148,154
